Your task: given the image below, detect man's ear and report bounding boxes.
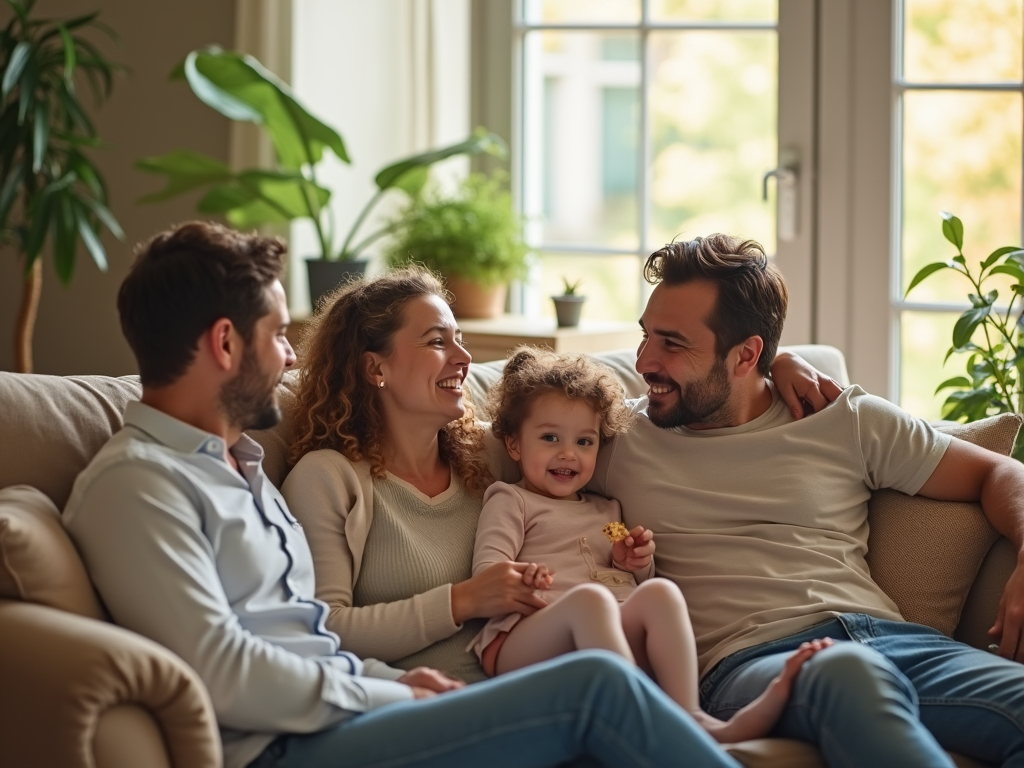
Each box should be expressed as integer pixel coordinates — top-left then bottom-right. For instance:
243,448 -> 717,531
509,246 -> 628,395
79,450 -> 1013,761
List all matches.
205,318 -> 239,373
733,335 -> 764,379
505,434 -> 522,462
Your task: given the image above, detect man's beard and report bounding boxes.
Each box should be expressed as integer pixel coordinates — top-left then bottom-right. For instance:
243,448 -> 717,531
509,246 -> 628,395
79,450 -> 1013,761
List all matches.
647,356 -> 733,429
219,346 -> 281,432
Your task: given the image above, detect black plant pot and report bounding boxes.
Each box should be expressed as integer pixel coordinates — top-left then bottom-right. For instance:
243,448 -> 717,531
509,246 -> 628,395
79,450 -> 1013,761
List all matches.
306,258 -> 369,311
552,295 -> 586,328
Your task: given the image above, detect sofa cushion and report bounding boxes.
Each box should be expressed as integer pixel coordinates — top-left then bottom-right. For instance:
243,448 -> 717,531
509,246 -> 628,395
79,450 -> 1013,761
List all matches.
866,413 -> 1022,637
0,485 -> 105,620
0,373 -> 141,509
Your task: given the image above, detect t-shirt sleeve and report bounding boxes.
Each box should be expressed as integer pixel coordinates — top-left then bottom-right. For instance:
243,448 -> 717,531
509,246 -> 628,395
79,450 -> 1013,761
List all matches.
850,388 -> 952,494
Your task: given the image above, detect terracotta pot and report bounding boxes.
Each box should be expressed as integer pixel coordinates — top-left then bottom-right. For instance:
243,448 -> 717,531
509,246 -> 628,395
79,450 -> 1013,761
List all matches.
445,276 -> 507,318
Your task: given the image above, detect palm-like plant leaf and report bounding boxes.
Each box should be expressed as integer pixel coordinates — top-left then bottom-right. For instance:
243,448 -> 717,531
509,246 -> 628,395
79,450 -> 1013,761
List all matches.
182,47 -> 348,170
0,0 -> 123,285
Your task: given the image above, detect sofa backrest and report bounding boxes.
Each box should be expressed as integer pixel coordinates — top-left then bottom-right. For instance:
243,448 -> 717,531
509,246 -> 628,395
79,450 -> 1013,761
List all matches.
1,345 -> 1012,648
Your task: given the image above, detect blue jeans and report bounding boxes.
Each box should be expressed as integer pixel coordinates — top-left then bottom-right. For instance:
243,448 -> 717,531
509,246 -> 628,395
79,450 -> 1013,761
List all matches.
700,614 -> 1024,768
249,650 -> 740,768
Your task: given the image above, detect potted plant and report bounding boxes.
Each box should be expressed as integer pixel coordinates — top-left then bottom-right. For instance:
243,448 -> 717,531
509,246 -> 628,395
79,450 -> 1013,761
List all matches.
135,47 -> 507,309
0,0 -> 123,373
905,211 -> 1024,457
385,172 -> 528,318
552,277 -> 585,328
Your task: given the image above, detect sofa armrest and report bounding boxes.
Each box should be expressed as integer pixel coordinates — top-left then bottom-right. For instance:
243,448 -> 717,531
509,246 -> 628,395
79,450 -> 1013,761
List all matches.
955,537 -> 1017,650
0,600 -> 220,768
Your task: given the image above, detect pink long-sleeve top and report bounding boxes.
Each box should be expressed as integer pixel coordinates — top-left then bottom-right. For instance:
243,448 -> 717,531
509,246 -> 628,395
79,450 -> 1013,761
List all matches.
469,481 -> 654,658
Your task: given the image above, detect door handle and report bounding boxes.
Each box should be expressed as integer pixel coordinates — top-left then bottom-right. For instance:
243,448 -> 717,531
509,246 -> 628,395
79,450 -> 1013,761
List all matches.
763,149 -> 799,242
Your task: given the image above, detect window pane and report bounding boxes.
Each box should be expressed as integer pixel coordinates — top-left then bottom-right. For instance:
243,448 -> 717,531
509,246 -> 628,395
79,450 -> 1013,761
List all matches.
522,0 -> 640,24
522,31 -> 640,250
535,252 -> 643,324
900,310 -> 960,419
903,0 -> 1023,83
648,31 -> 777,251
901,91 -> 1022,302
650,0 -> 776,23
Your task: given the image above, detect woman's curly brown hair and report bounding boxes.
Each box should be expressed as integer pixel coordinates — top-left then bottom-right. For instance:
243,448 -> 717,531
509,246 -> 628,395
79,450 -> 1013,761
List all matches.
289,266 -> 492,493
488,346 -> 633,444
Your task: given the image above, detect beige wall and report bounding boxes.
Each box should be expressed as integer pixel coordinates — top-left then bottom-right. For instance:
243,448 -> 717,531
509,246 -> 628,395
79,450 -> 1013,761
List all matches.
0,0 -> 236,375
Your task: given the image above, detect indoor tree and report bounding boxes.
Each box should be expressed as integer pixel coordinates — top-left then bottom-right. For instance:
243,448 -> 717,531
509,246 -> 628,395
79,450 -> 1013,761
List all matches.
0,0 -> 122,373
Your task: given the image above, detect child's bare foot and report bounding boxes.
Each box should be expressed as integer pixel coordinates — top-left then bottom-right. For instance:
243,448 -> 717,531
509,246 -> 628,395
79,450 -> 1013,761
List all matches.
699,638 -> 834,744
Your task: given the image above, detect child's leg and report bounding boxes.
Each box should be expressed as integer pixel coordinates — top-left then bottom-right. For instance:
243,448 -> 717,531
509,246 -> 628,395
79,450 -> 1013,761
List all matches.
496,583 -> 635,675
618,578 -> 833,743
618,578 -> 702,709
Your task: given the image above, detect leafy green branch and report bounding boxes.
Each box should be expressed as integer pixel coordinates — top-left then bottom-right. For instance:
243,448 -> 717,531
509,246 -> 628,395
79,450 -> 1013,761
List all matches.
905,211 -> 1024,422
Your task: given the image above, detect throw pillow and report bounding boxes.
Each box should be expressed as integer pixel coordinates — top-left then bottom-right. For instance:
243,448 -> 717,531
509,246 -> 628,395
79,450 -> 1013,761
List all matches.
866,412 -> 1022,637
0,485 -> 105,620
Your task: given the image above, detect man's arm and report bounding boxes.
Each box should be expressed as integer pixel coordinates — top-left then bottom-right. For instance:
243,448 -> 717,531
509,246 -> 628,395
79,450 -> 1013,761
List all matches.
65,461 -> 413,732
916,439 -> 1024,661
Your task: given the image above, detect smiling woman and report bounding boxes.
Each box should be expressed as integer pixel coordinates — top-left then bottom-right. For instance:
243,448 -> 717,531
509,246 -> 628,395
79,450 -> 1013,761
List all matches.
282,267 -> 544,683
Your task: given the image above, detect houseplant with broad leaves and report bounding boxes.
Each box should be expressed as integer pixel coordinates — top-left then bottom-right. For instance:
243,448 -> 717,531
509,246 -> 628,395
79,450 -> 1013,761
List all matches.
0,0 -> 123,373
136,46 -> 507,308
905,211 -> 1024,457
385,171 -> 528,318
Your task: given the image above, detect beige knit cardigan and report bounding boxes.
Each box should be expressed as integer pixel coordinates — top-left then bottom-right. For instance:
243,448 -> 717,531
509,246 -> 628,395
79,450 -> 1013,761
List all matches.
281,434 -> 518,662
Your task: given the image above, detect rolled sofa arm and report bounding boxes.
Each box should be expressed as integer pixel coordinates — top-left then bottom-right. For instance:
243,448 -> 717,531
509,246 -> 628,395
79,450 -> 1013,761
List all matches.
0,600 -> 220,768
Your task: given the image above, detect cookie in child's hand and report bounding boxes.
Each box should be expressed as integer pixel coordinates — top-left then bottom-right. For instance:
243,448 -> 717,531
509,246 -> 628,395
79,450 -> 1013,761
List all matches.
602,522 -> 630,543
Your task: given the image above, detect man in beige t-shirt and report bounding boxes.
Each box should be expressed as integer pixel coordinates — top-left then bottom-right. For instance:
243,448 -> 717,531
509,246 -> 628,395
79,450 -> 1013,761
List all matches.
590,234 -> 1024,768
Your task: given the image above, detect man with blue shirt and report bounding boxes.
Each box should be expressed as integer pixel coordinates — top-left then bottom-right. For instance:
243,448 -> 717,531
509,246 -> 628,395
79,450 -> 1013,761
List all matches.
591,233 -> 1024,768
63,221 -> 745,768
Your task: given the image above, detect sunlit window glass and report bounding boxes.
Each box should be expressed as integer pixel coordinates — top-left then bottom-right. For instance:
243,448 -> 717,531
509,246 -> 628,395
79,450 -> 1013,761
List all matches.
898,0 -> 1024,418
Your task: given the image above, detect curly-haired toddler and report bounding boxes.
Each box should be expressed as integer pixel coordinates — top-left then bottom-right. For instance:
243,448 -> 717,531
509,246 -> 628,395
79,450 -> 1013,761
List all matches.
470,346 -> 831,743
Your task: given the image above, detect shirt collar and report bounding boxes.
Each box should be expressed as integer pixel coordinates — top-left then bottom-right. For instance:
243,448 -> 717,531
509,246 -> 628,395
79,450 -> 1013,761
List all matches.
123,401 -> 265,463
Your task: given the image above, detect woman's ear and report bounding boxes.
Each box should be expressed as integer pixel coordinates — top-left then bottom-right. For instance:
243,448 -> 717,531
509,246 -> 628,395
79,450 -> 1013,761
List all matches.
363,351 -> 384,387
504,434 -> 522,462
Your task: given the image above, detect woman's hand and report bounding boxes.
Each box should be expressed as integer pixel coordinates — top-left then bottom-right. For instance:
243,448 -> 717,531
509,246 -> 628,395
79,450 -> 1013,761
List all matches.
770,351 -> 844,419
613,526 -> 654,571
398,667 -> 465,699
451,561 -> 549,624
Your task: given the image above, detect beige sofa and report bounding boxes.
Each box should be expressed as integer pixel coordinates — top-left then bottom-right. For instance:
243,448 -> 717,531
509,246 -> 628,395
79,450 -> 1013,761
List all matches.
0,344 -> 1018,768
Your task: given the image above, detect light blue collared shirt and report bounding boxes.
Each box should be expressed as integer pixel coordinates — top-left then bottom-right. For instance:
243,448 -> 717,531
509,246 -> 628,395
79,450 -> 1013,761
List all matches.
63,402 -> 412,768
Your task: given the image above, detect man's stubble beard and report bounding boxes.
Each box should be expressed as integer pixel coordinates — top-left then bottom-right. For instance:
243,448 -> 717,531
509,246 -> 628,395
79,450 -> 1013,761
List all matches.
219,345 -> 282,432
647,356 -> 734,429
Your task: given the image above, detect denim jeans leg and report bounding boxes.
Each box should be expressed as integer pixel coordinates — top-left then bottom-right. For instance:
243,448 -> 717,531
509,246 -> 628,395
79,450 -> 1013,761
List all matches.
860,620 -> 1024,766
705,641 -> 954,768
249,650 -> 742,768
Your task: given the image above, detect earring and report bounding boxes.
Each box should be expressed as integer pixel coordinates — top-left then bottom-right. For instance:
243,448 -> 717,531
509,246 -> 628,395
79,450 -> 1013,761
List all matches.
378,380 -> 385,389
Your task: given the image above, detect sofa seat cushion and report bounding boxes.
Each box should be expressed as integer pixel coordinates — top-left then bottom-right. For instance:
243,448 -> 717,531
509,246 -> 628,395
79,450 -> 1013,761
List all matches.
866,413 -> 1022,638
0,485 -> 104,619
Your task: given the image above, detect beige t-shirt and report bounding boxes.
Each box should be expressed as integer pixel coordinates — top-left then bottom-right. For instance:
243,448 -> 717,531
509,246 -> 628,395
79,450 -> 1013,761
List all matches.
590,383 -> 951,675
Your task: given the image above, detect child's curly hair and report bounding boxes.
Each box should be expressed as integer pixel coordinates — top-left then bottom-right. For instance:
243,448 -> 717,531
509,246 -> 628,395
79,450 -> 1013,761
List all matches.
488,346 -> 633,443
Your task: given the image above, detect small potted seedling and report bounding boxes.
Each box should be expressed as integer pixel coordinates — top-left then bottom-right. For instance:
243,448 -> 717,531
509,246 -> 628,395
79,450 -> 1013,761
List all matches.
552,277 -> 586,328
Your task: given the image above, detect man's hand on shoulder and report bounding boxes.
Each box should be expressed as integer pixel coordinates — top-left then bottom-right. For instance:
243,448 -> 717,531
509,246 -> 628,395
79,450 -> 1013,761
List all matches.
771,351 -> 845,419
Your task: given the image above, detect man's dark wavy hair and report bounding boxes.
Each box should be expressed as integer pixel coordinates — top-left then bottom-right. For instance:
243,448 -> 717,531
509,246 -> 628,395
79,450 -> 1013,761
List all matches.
118,221 -> 286,387
643,234 -> 788,377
